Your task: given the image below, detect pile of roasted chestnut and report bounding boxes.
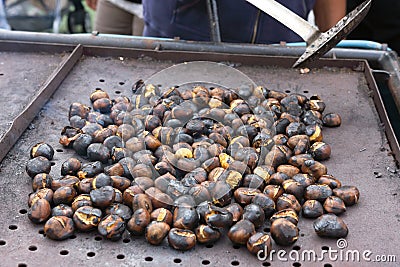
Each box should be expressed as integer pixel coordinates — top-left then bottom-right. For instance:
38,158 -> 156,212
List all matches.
26,80 -> 360,257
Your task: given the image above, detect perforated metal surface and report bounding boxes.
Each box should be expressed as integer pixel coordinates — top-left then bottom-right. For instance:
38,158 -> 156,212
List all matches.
0,51 -> 399,267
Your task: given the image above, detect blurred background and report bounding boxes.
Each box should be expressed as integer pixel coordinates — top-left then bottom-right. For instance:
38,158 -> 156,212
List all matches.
1,0 -> 95,33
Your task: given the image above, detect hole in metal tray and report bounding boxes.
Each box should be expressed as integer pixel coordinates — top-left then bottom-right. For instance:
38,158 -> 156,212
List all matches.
202,260 -> 210,265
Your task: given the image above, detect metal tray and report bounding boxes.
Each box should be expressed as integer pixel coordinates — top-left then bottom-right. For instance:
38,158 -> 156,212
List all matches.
0,41 -> 399,267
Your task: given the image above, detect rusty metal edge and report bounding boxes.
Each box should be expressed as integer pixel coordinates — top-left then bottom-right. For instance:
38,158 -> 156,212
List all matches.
363,61 -> 400,165
0,44 -> 83,162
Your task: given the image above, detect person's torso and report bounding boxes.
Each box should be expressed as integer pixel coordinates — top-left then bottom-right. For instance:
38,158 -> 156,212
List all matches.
143,0 -> 315,44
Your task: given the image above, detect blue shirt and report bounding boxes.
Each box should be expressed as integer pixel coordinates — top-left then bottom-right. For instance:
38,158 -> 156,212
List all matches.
142,0 -> 316,44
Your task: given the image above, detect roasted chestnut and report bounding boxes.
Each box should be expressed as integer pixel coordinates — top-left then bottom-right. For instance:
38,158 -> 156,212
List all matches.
127,208 -> 151,235
251,193 -> 276,218
69,102 -> 90,119
71,194 -> 92,211
270,209 -> 299,225
32,173 -> 53,191
44,216 -> 75,240
247,232 -> 272,256
333,186 -> 360,206
225,203 -> 244,223
90,186 -> 115,208
310,142 -> 331,161
195,224 -> 221,244
97,214 -> 125,241
28,188 -> 53,207
26,156 -> 51,178
53,186 -> 77,205
228,219 -> 256,245
105,203 -> 132,221
302,200 -> 324,218
242,204 -> 265,229
168,228 -> 197,251
78,161 -> 104,179
304,184 -> 333,202
276,193 -> 301,213
204,205 -> 233,228
263,185 -> 284,202
317,174 -> 342,189
52,204 -> 74,217
87,143 -> 110,163
151,208 -> 173,225
132,193 -> 153,213
270,218 -> 299,246
234,187 -> 261,206
323,113 -> 341,127
145,221 -> 170,245
313,214 -> 348,238
173,207 -> 199,230
30,143 -> 54,160
323,196 -> 346,215
73,206 -> 102,231
72,134 -> 93,156
61,158 -> 81,176
28,198 -> 51,223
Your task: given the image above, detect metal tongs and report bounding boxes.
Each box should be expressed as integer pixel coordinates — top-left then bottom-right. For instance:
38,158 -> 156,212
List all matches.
206,0 -> 372,68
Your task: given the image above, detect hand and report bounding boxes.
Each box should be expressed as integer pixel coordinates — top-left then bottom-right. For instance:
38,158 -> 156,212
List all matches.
85,0 -> 98,10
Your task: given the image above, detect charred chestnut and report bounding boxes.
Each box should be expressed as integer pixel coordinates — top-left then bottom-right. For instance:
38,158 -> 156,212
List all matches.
310,142 -> 331,161
71,194 -> 92,211
73,206 -> 102,231
247,232 -> 272,256
32,173 -> 53,191
87,143 -> 110,163
132,193 -> 153,213
145,221 -> 170,245
234,187 -> 260,206
276,193 -> 301,213
243,204 -> 265,229
90,185 -> 115,208
151,208 -> 173,225
98,214 -> 125,241
252,193 -> 276,218
333,186 -> 360,206
44,216 -> 75,240
304,184 -> 332,202
323,113 -> 341,127
195,224 -> 221,244
78,161 -> 104,179
105,203 -> 132,221
30,143 -> 54,160
225,203 -> 244,223
228,219 -> 256,245
263,185 -> 284,202
53,186 -> 77,205
26,156 -> 51,178
72,134 -> 93,156
168,228 -> 197,251
52,204 -> 74,217
127,208 -> 151,235
28,198 -> 51,224
317,175 -> 342,189
302,200 -> 324,218
270,218 -> 299,246
173,207 -> 199,230
204,205 -> 233,228
323,196 -> 346,215
313,214 -> 348,238
61,158 -> 81,176
270,209 -> 299,226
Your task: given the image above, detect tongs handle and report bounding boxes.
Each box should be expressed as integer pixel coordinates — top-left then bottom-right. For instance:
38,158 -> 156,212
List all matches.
206,0 -> 222,42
